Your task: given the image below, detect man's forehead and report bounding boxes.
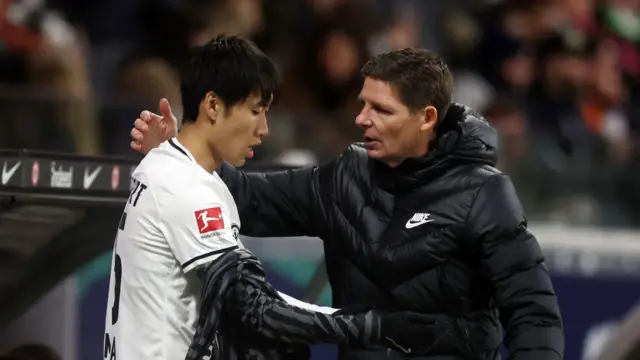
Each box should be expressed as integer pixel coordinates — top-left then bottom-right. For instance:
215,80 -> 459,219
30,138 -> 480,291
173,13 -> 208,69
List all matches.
246,91 -> 273,107
359,78 -> 401,106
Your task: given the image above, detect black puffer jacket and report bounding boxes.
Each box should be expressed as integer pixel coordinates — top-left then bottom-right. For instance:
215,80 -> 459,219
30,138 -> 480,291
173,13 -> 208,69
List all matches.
218,103 -> 564,360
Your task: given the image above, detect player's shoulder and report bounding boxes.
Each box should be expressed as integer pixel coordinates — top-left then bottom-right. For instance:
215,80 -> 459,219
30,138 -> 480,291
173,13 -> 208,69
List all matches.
136,143 -> 222,204
136,142 -> 198,184
138,141 -> 186,172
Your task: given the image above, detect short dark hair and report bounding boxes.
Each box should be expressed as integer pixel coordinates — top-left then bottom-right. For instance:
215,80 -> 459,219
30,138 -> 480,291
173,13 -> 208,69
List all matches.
180,34 -> 280,123
361,48 -> 453,119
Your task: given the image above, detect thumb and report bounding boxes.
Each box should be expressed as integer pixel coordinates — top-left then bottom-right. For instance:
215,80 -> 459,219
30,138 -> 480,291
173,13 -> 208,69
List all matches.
159,98 -> 175,121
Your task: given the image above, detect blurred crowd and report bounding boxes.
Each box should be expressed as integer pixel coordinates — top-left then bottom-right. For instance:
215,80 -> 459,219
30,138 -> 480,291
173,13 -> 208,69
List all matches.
0,0 -> 638,226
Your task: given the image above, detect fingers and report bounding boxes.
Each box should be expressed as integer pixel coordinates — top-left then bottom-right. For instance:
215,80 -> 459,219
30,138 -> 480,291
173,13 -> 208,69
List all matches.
130,140 -> 143,152
159,98 -> 173,118
134,118 -> 148,133
140,110 -> 151,122
130,122 -> 146,154
131,127 -> 145,142
139,110 -> 163,124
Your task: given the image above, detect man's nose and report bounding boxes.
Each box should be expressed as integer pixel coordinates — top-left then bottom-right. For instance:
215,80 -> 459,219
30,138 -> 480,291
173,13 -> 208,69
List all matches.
257,116 -> 269,137
355,113 -> 371,127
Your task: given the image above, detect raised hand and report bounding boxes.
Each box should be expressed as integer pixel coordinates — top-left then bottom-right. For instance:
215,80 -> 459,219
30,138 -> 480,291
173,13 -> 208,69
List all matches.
130,98 -> 179,154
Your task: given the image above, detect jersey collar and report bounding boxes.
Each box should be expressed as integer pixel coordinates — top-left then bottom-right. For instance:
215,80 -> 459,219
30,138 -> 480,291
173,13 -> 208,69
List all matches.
168,138 -> 196,162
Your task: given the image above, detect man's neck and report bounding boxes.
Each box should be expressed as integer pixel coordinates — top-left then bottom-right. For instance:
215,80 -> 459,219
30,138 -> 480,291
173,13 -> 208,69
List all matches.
384,160 -> 402,168
177,124 -> 220,173
382,144 -> 430,168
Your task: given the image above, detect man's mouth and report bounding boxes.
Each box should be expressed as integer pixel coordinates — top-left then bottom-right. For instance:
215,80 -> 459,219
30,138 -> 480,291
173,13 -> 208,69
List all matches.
364,137 -> 380,150
246,143 -> 261,158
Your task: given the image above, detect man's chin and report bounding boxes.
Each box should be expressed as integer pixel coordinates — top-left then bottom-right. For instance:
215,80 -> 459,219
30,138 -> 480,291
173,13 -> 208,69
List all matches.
229,157 -> 247,167
365,149 -> 385,159
366,150 -> 401,167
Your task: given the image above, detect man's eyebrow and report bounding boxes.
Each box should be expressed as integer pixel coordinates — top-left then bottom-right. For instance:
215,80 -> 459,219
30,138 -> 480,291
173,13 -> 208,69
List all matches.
358,95 -> 391,108
369,99 -> 393,111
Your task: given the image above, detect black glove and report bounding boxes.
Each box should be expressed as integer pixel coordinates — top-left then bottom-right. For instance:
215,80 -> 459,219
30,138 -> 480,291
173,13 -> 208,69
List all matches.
378,311 -> 439,354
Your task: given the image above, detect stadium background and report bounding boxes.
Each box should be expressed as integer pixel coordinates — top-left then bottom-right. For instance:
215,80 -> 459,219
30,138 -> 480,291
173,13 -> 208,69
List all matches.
0,0 -> 639,359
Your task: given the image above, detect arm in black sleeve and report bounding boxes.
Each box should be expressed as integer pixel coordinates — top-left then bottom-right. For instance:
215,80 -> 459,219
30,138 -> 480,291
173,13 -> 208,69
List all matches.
468,175 -> 564,360
217,161 -> 335,238
226,274 -> 380,345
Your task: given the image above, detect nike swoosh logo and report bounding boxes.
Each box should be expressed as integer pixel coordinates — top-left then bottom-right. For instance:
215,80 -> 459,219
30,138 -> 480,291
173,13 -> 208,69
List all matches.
83,166 -> 102,189
2,162 -> 21,185
405,219 -> 434,229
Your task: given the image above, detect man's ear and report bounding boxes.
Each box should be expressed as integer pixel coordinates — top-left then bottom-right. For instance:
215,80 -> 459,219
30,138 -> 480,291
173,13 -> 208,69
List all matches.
204,91 -> 220,123
419,105 -> 438,133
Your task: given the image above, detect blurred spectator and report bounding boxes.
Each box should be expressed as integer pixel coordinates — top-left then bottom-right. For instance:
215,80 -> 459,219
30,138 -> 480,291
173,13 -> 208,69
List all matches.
483,93 -> 553,216
450,1 -> 550,112
279,1 -> 375,115
278,1 -> 379,157
484,95 -> 528,170
474,1 -> 547,90
597,1 -> 640,140
118,0 -> 267,120
368,1 -> 421,53
580,38 -> 631,163
526,32 -> 597,163
0,0 -> 100,154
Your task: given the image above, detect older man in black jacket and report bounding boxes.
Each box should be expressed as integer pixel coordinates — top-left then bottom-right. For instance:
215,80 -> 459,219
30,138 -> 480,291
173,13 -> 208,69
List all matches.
131,48 -> 564,360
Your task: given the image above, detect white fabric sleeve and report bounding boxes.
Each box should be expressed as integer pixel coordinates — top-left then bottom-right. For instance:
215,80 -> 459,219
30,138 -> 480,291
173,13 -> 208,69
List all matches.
159,192 -> 239,273
277,291 -> 338,314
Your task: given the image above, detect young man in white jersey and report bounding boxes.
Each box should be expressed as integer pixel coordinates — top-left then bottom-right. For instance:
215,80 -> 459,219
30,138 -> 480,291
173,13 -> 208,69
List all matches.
104,35 -> 437,360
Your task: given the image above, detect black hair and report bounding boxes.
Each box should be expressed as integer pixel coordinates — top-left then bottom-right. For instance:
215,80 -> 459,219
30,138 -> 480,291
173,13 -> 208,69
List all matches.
361,48 -> 453,121
180,34 -> 280,123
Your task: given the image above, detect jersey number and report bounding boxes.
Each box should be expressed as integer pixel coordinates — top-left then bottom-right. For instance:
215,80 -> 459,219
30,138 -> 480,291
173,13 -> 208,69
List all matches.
105,211 -> 126,360
106,183 -> 145,359
111,210 -> 127,325
111,254 -> 122,325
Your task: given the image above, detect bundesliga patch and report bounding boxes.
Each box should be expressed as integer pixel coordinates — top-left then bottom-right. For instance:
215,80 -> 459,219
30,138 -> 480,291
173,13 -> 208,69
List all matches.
194,207 -> 225,234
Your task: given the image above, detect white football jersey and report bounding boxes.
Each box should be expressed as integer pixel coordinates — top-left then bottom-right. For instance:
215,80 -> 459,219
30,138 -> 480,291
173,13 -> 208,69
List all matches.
103,137 -> 248,360
103,138 -> 335,360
